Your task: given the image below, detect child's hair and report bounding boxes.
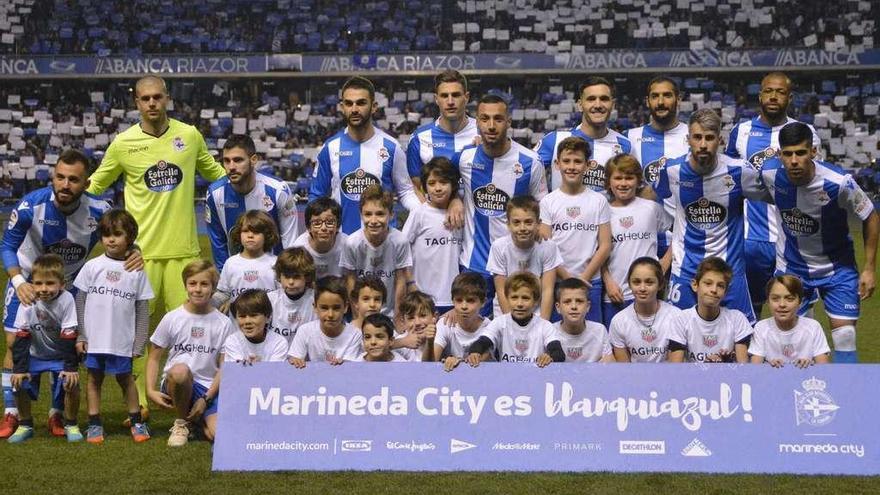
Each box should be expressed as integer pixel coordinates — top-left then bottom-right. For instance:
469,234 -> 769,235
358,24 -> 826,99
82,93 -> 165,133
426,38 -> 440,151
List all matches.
506,195 -> 540,219
627,257 -> 666,294
181,259 -> 220,288
554,277 -> 589,301
274,247 -> 316,286
359,184 -> 394,213
362,313 -> 395,339
419,156 -> 460,195
694,256 -> 733,284
230,210 -> 280,253
505,271 -> 541,301
350,275 -> 388,304
31,254 -> 65,282
98,209 -> 138,247
305,197 -> 342,227
450,272 -> 487,302
230,289 -> 272,319
314,276 -> 349,303
555,136 -> 591,161
400,291 -> 435,318
605,153 -> 644,193
765,274 -> 804,302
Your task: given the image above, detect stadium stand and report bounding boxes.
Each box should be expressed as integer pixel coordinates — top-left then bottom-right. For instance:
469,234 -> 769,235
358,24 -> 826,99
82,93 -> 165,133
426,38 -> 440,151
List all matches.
0,0 -> 875,54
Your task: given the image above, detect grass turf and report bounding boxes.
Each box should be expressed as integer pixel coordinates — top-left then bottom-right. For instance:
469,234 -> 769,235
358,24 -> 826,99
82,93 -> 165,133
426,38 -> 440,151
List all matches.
0,233 -> 877,493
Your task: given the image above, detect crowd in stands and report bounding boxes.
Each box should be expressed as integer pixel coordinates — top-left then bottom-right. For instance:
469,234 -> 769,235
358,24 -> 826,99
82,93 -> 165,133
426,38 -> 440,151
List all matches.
1,0 -> 875,55
0,72 -> 878,202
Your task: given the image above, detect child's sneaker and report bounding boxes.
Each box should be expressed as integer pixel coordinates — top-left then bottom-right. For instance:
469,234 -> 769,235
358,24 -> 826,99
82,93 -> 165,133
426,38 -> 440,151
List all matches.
167,419 -> 189,447
64,424 -> 83,442
86,425 -> 104,444
7,425 -> 34,444
122,406 -> 149,428
0,413 -> 18,438
131,422 -> 150,443
47,412 -> 65,437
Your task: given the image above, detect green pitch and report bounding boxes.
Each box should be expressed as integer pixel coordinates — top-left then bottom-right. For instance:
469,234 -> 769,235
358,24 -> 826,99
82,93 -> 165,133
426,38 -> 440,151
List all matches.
0,234 -> 876,493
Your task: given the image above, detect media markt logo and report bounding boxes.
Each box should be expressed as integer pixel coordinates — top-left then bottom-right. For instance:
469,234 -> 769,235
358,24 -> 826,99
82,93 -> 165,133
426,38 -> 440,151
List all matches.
450,438 -> 477,454
794,376 -> 839,427
340,440 -> 372,452
681,438 -> 712,457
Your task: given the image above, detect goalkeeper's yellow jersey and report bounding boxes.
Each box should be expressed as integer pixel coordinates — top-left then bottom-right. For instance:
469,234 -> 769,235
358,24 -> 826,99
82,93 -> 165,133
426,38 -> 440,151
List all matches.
88,119 -> 226,260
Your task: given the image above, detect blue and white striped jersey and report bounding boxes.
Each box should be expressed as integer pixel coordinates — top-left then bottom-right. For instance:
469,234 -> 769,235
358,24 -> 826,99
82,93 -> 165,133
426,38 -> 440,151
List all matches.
406,117 -> 478,177
726,117 -> 820,243
308,127 -> 419,235
626,122 -> 689,185
756,158 -> 874,279
458,141 -> 548,274
653,154 -> 761,279
205,172 -> 299,271
534,127 -> 632,192
1,187 -> 111,283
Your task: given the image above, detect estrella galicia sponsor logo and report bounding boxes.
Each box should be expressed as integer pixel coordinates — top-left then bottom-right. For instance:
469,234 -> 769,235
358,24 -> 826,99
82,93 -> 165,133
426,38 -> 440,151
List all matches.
144,160 -> 183,192
492,442 -> 540,451
619,440 -> 665,455
553,441 -> 602,452
795,376 -> 839,427
473,183 -> 509,217
582,160 -> 606,190
386,440 -> 436,452
644,157 -> 666,183
47,239 -> 87,265
747,146 -> 777,171
778,443 -> 865,458
450,438 -> 477,453
685,197 -> 726,229
780,208 -> 819,236
340,440 -> 372,452
681,438 -> 712,457
340,168 -> 380,201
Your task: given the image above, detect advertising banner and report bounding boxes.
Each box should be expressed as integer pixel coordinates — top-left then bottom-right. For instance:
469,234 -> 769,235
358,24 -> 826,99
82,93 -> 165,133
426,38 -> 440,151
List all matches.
212,363 -> 879,474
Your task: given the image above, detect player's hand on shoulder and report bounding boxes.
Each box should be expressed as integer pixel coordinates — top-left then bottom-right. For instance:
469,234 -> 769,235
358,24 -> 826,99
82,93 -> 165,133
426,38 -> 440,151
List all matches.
123,248 -> 144,272
16,282 -> 36,306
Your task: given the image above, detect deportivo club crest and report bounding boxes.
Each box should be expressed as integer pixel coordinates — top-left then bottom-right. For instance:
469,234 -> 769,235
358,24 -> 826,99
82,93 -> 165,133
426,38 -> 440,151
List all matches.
105,271 -> 121,283
619,216 -> 634,229
377,147 -> 390,161
722,174 -> 735,190
513,162 -> 524,178
173,136 -> 186,152
641,327 -> 656,343
243,270 -> 259,283
514,338 -> 529,353
566,206 -> 580,219
702,334 -> 718,348
191,326 -> 205,338
794,376 -> 839,427
816,191 -> 830,205
612,144 -> 623,155
86,216 -> 98,232
262,195 -> 274,211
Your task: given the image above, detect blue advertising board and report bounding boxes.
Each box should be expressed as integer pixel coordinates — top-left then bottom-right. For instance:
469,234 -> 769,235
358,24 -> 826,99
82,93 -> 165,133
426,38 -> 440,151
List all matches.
212,363 -> 879,474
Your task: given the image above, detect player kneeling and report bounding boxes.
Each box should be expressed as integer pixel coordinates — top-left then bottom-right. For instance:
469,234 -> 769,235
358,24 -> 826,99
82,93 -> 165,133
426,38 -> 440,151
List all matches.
750,275 -> 830,367
8,255 -> 81,443
145,261 -> 233,447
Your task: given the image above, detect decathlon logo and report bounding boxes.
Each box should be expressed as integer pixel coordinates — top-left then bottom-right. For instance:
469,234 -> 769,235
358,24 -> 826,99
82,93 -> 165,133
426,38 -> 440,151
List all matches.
450,438 -> 476,454
619,440 -> 665,455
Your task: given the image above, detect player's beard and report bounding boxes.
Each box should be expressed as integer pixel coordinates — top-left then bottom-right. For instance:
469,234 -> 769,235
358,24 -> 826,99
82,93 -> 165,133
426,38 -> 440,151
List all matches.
651,104 -> 677,127
346,112 -> 371,131
760,102 -> 787,124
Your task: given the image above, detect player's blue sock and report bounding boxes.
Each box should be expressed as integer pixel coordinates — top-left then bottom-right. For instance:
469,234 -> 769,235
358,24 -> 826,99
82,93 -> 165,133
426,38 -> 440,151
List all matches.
2,369 -> 16,412
833,350 -> 857,363
50,373 -> 64,411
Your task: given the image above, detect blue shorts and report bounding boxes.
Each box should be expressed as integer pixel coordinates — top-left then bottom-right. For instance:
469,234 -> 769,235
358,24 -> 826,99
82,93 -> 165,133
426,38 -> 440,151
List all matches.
602,299 -> 633,329
787,268 -> 860,321
744,239 -> 776,306
461,267 -> 495,318
20,358 -> 66,402
161,378 -> 219,417
669,271 -> 756,324
657,231 -> 671,260
4,281 -> 20,331
85,354 -> 133,375
551,279 -> 603,324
